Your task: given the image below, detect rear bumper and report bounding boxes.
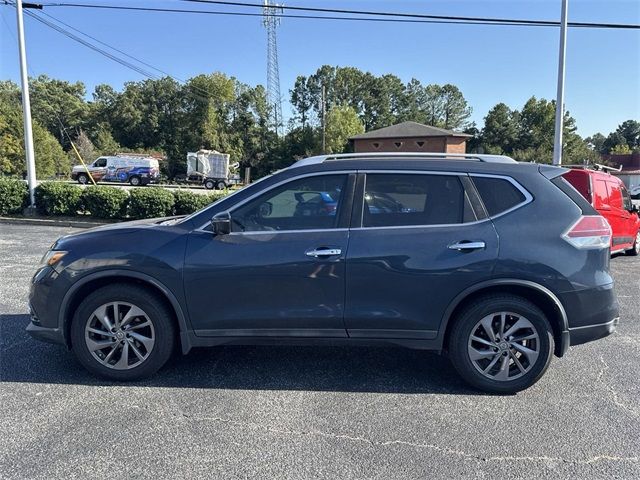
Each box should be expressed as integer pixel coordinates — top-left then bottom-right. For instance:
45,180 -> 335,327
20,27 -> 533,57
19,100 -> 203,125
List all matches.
568,317 -> 619,347
558,282 -> 619,350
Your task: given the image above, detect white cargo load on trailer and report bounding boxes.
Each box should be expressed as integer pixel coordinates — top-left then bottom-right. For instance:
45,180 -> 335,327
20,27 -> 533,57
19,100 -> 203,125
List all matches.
186,150 -> 230,179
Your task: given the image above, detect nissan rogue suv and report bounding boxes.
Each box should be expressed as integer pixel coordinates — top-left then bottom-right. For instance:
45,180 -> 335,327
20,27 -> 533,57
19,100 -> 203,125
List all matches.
27,153 -> 619,393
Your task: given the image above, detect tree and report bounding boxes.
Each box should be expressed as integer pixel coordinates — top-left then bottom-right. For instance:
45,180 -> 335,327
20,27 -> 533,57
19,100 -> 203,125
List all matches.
29,75 -> 88,148
615,120 -> 640,150
324,105 -> 364,154
585,132 -> 606,153
481,103 -> 519,154
611,143 -> 632,154
440,84 -> 473,129
0,100 -> 67,177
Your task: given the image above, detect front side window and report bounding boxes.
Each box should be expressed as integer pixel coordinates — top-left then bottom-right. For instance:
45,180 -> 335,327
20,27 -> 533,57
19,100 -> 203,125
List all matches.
94,158 -> 107,167
231,174 -> 347,232
621,185 -> 633,211
362,174 -> 475,227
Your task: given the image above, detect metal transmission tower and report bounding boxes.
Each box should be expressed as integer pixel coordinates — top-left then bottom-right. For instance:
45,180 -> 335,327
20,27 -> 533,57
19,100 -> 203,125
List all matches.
262,0 -> 283,134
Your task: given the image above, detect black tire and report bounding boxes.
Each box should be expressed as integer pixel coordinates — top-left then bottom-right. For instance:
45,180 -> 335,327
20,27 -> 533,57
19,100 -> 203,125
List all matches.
129,175 -> 141,186
216,181 -> 227,190
448,294 -> 554,394
625,231 -> 640,256
77,173 -> 89,185
70,284 -> 176,381
204,179 -> 215,190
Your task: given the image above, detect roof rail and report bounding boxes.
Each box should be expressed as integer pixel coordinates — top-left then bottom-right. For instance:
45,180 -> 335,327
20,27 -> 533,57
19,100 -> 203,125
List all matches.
291,152 -> 516,168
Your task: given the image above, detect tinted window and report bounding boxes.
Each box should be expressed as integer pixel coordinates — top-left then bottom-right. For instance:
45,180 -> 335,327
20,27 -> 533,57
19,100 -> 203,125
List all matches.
231,174 -> 347,232
362,174 -> 474,227
472,177 -> 526,216
95,158 -> 107,167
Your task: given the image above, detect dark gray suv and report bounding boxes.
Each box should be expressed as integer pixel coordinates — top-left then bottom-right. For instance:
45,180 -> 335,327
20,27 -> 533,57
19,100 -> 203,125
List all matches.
27,153 -> 619,393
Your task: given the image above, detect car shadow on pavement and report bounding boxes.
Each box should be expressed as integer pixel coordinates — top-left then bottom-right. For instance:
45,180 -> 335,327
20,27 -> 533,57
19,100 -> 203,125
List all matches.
1,314 -> 479,395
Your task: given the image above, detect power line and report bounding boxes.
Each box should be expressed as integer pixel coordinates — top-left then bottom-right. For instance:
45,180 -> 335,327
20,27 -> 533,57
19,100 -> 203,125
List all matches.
24,2 -> 640,30
37,9 -> 187,82
183,0 -> 640,30
5,2 -> 225,104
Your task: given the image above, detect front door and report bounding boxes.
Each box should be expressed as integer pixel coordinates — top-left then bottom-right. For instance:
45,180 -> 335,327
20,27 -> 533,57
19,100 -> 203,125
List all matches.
183,173 -> 354,337
345,172 -> 499,339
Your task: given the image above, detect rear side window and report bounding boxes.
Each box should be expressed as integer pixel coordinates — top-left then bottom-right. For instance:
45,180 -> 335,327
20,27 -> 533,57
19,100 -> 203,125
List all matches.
362,174 -> 475,227
606,182 -> 623,209
472,176 -> 526,216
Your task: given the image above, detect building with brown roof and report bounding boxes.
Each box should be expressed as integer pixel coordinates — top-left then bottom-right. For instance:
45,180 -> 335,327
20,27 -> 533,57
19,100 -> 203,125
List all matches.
349,121 -> 471,154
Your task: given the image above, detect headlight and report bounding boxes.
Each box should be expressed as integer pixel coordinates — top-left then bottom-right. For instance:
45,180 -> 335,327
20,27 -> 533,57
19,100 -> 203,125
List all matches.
40,250 -> 67,268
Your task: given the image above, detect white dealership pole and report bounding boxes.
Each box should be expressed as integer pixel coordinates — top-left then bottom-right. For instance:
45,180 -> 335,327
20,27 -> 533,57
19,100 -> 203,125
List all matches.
552,0 -> 569,166
15,0 -> 37,208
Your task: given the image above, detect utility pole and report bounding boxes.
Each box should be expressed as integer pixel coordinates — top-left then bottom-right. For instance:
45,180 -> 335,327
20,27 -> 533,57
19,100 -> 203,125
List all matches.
15,0 -> 38,209
552,0 -> 569,166
321,85 -> 326,154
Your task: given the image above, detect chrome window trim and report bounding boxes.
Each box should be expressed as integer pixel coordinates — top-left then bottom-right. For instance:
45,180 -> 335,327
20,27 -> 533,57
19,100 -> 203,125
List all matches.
228,228 -> 349,236
195,170 -> 355,232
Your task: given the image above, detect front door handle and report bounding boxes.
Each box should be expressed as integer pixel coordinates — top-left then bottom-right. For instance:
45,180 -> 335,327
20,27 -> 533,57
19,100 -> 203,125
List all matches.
306,248 -> 342,258
448,241 -> 486,251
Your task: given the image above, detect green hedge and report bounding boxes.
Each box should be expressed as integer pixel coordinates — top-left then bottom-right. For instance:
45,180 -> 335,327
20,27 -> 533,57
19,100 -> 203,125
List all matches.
173,190 -> 225,215
128,187 -> 175,219
82,186 -> 129,219
0,180 -> 231,220
35,182 -> 83,216
0,178 -> 28,215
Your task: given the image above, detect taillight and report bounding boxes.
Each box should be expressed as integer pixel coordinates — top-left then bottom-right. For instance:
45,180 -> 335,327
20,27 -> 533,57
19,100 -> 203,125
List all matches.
562,215 -> 611,249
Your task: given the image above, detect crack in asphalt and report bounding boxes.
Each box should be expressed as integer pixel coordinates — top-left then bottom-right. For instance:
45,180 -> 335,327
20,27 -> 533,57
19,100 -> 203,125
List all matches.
597,355 -> 640,417
129,404 -> 639,466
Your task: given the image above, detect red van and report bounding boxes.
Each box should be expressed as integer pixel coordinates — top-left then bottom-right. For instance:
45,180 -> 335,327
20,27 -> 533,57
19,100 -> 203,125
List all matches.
564,167 -> 640,255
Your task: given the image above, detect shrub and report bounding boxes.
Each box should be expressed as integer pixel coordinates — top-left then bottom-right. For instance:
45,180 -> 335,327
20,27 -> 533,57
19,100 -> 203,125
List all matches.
81,186 -> 129,219
128,187 -> 175,219
0,178 -> 28,215
173,190 -> 224,215
34,182 -> 82,216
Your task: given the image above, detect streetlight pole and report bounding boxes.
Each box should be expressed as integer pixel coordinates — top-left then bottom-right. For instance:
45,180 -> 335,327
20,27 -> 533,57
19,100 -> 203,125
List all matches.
552,0 -> 569,166
15,0 -> 38,209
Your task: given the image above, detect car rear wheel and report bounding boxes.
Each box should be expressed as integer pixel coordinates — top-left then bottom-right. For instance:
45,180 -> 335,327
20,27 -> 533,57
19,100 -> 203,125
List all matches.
448,294 -> 554,394
625,231 -> 640,256
70,284 -> 175,380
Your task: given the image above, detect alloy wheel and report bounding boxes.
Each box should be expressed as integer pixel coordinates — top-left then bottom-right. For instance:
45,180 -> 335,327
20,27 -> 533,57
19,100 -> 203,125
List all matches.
467,311 -> 540,381
84,302 -> 155,370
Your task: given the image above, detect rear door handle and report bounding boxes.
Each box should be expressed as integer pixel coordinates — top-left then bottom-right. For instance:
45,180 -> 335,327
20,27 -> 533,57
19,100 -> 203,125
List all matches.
306,248 -> 342,258
448,241 -> 486,251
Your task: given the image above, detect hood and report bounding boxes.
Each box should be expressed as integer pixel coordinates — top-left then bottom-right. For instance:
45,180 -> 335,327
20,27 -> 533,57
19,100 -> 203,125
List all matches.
72,164 -> 87,172
53,216 -> 186,248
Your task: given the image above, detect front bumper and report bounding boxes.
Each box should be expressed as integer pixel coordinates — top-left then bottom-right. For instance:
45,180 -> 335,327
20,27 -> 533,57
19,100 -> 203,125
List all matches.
26,321 -> 66,346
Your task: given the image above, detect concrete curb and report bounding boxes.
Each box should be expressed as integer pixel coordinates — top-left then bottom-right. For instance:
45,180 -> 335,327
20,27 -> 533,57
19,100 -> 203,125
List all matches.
0,216 -> 110,229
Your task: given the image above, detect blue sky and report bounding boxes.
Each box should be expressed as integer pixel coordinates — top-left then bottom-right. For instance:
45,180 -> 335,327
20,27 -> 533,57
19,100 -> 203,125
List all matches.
1,0 -> 639,137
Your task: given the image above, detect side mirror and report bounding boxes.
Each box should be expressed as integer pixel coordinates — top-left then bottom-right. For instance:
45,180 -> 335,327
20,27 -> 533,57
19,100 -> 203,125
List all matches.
211,211 -> 231,235
631,204 -> 639,214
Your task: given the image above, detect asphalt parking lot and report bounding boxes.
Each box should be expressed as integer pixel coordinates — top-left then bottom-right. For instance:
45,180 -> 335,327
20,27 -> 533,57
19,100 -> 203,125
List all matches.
1,223 -> 638,479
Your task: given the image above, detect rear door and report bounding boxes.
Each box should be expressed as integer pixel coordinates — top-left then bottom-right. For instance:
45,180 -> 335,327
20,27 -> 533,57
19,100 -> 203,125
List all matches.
344,171 -> 500,339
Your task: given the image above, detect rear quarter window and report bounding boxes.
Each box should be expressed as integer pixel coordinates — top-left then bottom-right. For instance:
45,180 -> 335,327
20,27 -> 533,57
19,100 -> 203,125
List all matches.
472,176 -> 527,216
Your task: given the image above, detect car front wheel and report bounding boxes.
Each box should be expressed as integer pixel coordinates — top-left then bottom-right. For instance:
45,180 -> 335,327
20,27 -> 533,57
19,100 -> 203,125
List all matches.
448,294 -> 554,394
70,284 -> 175,380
